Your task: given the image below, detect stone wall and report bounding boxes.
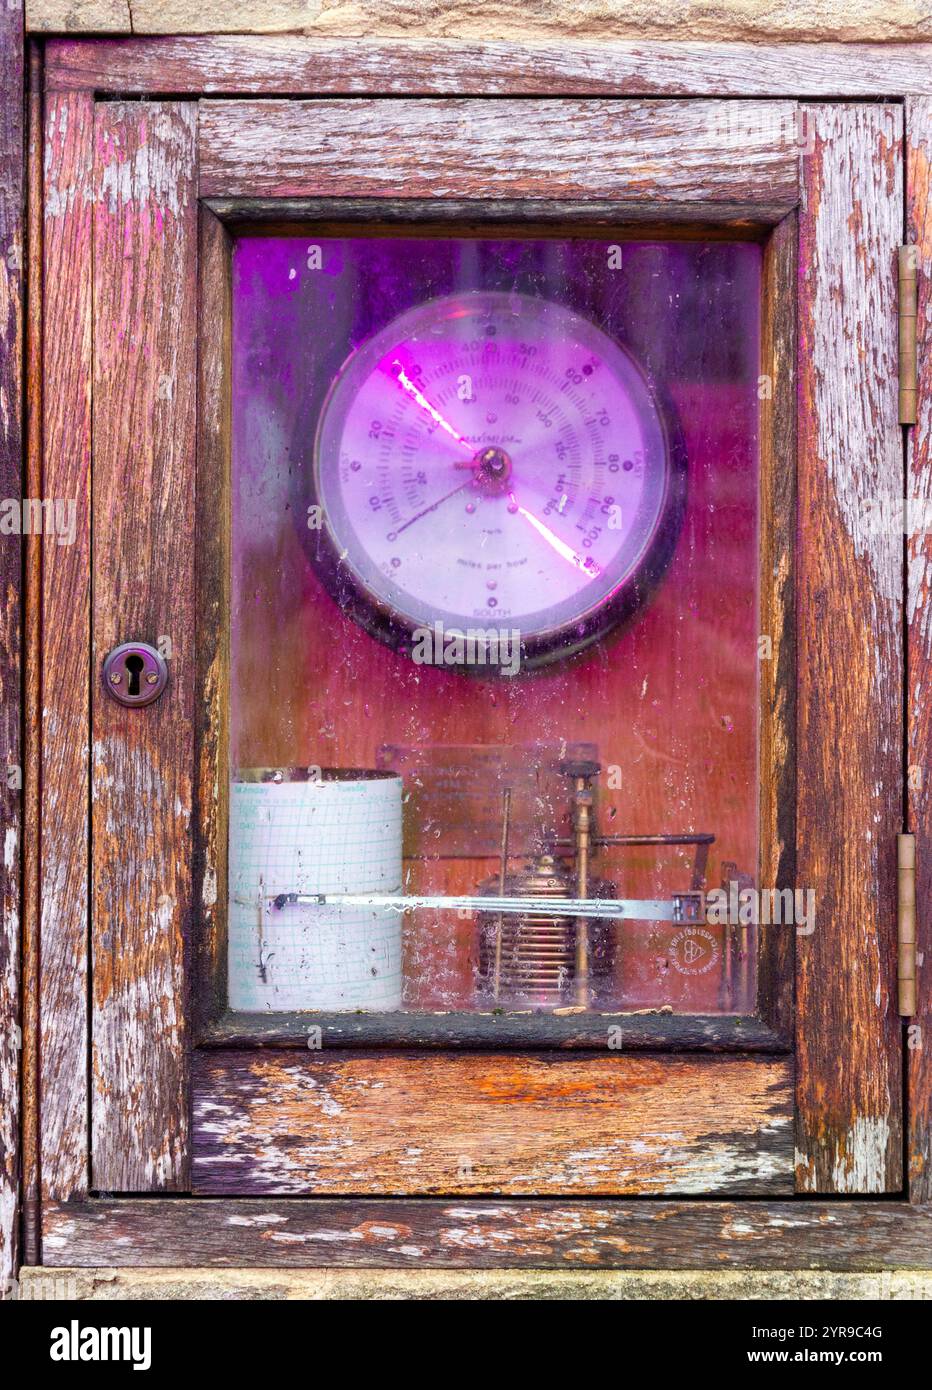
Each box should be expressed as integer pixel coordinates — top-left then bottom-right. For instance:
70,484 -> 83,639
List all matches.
24,0 -> 932,41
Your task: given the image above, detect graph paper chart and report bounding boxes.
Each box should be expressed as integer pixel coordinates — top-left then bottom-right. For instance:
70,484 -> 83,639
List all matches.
228,770 -> 403,1011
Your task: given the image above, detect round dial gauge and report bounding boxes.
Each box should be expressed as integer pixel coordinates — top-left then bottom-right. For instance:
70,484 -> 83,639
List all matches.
311,289 -> 684,668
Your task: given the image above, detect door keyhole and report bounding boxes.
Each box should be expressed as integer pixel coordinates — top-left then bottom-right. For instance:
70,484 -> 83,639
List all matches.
125,653 -> 145,697
102,642 -> 168,707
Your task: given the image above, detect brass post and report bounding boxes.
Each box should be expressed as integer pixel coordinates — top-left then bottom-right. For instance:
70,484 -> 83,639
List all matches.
492,788 -> 511,1003
560,760 -> 600,1009
573,775 -> 592,1007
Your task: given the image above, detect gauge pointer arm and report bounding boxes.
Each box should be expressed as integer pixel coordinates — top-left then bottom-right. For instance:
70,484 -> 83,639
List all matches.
392,480 -> 473,538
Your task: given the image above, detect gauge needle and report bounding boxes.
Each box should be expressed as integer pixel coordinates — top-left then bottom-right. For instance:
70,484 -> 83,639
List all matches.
510,493 -> 602,577
389,360 -> 473,456
391,480 -> 474,538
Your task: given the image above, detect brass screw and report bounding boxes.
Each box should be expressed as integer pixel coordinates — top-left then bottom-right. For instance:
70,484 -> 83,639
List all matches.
110,671 -> 122,684
146,672 -> 158,685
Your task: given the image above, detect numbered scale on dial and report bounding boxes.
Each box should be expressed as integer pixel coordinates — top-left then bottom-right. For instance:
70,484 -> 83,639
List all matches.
311,290 -> 685,667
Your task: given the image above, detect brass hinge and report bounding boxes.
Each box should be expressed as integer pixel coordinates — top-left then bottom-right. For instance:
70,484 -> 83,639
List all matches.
899,246 -> 919,426
898,833 -> 917,1017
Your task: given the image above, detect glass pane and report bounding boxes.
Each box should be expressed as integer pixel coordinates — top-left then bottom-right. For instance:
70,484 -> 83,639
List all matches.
227,231 -> 761,1017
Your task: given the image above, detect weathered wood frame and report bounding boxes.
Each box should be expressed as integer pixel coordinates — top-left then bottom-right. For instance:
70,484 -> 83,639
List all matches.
17,35 -> 928,1271
40,37 -> 932,101
38,1197 -> 932,1271
0,0 -> 24,1300
907,95 -> 932,1206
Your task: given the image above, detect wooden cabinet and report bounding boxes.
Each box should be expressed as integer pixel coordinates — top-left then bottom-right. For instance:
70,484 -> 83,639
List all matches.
10,35 -> 932,1273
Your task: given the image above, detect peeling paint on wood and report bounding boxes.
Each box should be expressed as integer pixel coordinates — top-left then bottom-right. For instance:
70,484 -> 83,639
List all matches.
193,1053 -> 794,1195
39,1197 -> 932,1271
42,37 -> 932,100
906,95 -> 932,1204
91,102 -> 197,1190
40,89 -> 94,1204
795,104 -> 903,1193
197,98 -> 800,215
0,0 -> 23,1304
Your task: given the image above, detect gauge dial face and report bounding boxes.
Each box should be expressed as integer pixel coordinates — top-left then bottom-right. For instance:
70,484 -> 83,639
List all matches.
313,290 -> 682,665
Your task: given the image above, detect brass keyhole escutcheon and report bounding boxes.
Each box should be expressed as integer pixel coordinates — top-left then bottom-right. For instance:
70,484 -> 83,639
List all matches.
102,642 -> 169,708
